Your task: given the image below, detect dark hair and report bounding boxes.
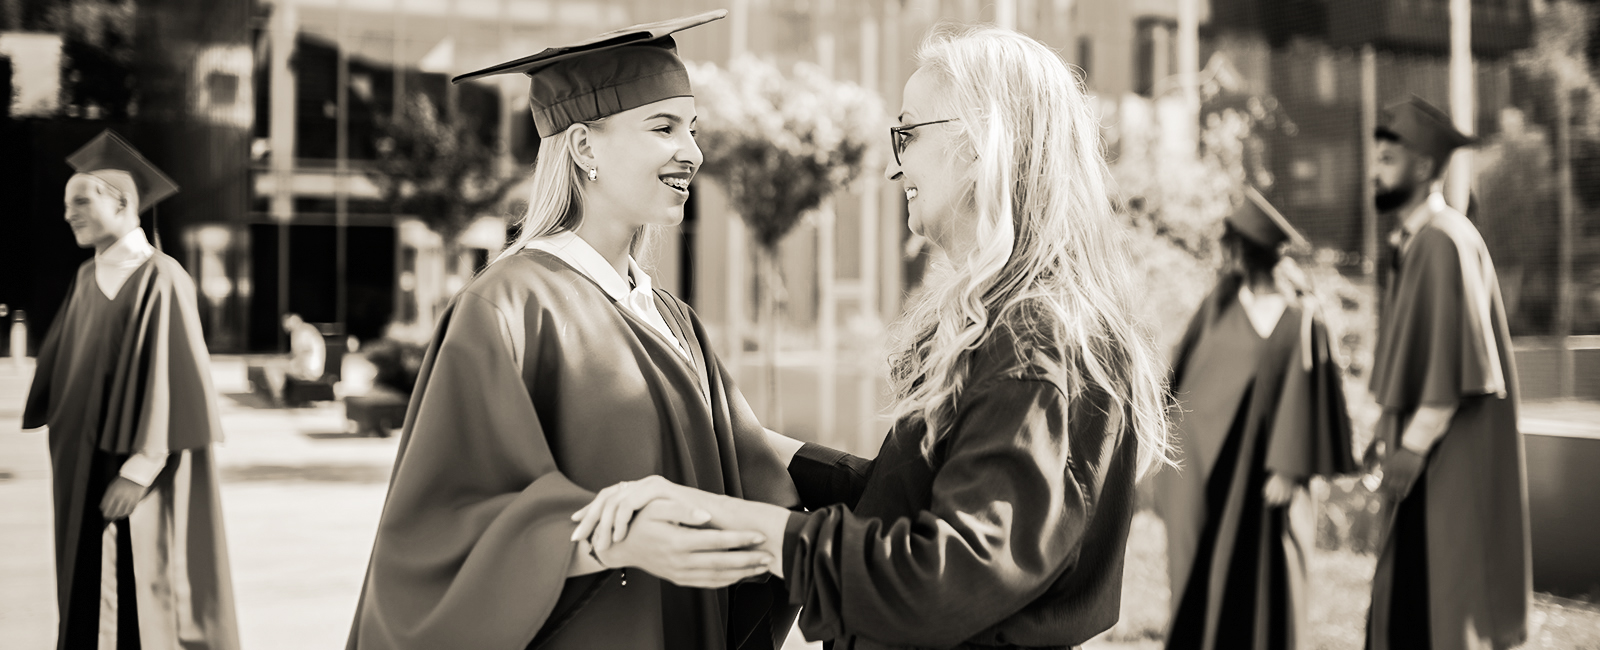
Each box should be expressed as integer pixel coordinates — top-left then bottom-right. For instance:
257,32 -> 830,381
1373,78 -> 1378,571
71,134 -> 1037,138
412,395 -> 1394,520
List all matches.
1221,222 -> 1281,275
1376,131 -> 1447,181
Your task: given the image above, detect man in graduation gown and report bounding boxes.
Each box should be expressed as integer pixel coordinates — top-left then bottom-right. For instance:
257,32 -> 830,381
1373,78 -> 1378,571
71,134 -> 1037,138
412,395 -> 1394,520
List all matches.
1365,97 -> 1530,650
1155,188 -> 1357,650
346,11 -> 801,650
23,130 -> 239,650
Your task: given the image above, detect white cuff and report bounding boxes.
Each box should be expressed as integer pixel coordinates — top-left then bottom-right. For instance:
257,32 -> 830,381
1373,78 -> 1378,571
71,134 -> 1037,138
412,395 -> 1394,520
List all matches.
118,451 -> 169,487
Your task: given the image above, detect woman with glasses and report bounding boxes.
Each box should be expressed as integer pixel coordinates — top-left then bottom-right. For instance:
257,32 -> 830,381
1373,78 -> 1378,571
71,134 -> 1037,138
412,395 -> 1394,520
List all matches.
574,24 -> 1174,650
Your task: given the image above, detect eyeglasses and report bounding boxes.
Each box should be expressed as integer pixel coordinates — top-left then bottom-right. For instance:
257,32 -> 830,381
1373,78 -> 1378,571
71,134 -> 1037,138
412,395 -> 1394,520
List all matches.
889,118 -> 959,166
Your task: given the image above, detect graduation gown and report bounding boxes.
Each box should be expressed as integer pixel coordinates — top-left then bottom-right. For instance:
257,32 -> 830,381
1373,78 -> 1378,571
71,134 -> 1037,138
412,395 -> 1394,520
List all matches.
346,250 -> 800,650
1153,282 -> 1355,650
1366,205 -> 1530,650
23,254 -> 238,650
781,328 -> 1140,650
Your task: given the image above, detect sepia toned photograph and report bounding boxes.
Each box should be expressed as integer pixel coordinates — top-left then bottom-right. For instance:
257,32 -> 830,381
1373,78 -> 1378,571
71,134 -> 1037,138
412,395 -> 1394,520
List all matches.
1,0 -> 1597,648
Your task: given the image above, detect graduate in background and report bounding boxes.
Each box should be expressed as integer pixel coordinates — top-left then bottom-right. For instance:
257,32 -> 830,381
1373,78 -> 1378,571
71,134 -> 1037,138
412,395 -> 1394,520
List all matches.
1155,188 -> 1356,650
1364,97 -> 1530,650
346,10 -> 800,650
24,130 -> 238,650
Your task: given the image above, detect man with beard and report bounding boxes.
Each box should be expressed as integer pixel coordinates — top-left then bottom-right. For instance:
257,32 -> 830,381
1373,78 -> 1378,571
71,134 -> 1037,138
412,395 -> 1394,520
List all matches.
1364,97 -> 1530,650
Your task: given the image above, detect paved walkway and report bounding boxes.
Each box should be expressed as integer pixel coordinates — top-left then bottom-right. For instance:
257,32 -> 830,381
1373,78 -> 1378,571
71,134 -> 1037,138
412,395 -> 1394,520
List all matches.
0,356 -> 834,649
1,357 -> 397,649
3,356 -> 1594,649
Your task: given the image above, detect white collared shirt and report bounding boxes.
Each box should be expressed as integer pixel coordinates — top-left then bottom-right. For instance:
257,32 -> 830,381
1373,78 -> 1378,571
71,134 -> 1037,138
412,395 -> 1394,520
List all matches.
95,229 -> 154,299
1398,192 -> 1447,256
91,228 -> 168,487
525,231 -> 688,359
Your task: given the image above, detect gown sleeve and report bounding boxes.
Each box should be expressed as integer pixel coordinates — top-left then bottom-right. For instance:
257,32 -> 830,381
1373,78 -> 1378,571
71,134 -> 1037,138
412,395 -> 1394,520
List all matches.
100,259 -> 223,455
781,378 -> 1111,646
349,290 -> 597,650
787,442 -> 874,510
1265,313 -> 1358,479
1371,229 -> 1507,412
22,273 -> 79,431
1167,286 -> 1218,391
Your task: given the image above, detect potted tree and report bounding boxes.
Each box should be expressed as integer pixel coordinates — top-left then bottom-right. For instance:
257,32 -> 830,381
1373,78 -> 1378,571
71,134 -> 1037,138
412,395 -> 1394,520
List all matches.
687,55 -> 881,420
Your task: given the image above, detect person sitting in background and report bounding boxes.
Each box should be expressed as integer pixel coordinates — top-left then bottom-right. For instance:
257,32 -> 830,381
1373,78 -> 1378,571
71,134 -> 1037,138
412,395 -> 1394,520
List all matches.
282,313 -> 325,382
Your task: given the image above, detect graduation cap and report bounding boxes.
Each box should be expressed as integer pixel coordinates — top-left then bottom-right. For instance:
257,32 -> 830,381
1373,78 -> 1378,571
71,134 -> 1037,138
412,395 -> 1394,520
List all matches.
1226,186 -> 1308,250
66,129 -> 180,215
1375,96 -> 1477,168
452,9 -> 726,138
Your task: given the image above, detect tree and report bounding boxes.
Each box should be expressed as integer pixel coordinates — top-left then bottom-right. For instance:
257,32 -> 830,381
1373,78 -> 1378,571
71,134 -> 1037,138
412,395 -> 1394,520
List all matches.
687,55 -> 881,419
37,0 -> 138,119
367,93 -> 519,280
1486,0 -> 1600,336
1108,74 -> 1299,347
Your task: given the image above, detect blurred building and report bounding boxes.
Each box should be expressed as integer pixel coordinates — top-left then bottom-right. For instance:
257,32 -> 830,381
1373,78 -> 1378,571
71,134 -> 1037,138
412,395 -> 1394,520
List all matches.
1,0 -> 255,354
9,0 -> 1597,420
1197,0 -> 1600,400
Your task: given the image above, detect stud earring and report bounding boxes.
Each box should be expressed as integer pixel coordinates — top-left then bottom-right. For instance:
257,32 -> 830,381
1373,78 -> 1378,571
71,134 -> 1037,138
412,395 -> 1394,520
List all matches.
587,167 -> 598,182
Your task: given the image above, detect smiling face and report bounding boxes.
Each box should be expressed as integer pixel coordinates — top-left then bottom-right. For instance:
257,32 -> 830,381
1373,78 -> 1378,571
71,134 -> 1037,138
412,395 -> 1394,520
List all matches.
63,174 -> 138,250
886,67 -> 974,260
579,96 -> 702,232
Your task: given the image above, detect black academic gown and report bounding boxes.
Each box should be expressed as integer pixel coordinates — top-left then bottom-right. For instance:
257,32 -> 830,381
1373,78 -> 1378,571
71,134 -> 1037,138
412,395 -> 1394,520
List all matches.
782,327 -> 1139,650
346,250 -> 800,650
1154,283 -> 1355,650
1366,205 -> 1530,650
24,254 -> 239,650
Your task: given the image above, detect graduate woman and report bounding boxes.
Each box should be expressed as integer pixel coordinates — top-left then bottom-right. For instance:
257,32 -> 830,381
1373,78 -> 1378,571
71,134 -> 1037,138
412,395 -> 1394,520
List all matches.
1153,189 -> 1356,650
575,24 -> 1174,650
346,10 -> 802,650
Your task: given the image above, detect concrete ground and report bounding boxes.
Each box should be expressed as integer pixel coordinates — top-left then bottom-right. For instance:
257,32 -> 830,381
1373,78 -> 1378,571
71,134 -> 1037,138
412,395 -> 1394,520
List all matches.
1,356 -> 397,649
0,355 -> 829,650
2,355 -> 1594,649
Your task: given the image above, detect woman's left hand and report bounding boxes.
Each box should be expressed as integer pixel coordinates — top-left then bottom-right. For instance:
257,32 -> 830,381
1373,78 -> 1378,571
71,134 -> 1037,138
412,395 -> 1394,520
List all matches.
572,476 -> 724,553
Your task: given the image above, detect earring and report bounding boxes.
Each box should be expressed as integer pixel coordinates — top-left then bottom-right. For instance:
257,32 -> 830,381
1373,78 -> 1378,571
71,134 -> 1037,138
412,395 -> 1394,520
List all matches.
587,167 -> 598,181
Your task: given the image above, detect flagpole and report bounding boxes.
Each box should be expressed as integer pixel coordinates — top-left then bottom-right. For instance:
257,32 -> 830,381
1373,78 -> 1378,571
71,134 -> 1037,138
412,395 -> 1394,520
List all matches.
336,0 -> 350,331
271,0 -> 299,352
1447,0 -> 1473,213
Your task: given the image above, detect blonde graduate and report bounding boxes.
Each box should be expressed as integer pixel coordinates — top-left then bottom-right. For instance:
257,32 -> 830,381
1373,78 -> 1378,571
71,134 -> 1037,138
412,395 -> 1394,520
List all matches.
573,23 -> 1175,649
349,62 -> 803,650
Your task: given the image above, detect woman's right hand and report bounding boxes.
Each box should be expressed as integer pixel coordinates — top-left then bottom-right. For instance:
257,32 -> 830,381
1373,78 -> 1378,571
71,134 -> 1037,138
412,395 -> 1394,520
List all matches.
592,499 -> 774,589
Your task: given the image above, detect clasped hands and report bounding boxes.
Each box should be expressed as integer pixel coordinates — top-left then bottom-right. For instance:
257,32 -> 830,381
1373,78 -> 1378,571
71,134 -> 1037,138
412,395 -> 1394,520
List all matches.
569,476 -> 789,589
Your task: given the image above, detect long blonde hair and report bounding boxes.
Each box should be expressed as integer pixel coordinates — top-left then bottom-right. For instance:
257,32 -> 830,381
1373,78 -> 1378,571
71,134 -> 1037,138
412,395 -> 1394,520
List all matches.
492,119 -> 657,266
888,25 -> 1174,479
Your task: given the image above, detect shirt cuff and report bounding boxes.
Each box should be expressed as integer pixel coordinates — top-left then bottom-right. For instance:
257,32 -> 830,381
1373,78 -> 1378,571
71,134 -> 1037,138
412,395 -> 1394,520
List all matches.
788,443 -> 872,510
118,451 -> 169,487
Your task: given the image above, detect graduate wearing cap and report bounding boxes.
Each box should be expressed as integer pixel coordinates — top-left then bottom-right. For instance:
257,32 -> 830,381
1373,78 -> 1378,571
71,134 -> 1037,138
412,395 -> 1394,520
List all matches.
1154,188 -> 1356,650
346,10 -> 801,650
24,130 -> 238,650
1364,97 -> 1530,650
